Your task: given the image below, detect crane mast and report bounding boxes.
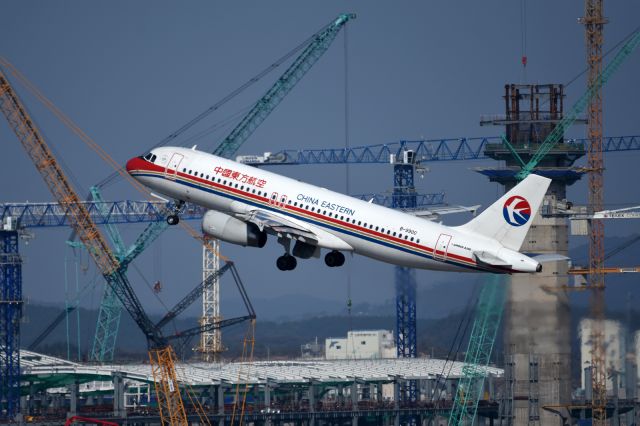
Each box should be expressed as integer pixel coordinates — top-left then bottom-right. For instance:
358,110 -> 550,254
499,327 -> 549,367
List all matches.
581,1 -> 607,423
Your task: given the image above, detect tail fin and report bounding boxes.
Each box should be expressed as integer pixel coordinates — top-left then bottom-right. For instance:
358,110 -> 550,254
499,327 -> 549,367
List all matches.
458,174 -> 551,251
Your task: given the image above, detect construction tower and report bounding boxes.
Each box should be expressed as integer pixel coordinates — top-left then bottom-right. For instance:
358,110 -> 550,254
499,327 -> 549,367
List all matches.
0,229 -> 22,421
196,237 -> 224,361
478,84 -> 585,425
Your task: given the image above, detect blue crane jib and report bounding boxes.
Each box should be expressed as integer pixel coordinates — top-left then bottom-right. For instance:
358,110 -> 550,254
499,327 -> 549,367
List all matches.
237,135 -> 639,166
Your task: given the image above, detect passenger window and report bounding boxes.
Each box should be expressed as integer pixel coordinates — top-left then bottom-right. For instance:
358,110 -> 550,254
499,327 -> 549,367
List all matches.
182,168 -> 186,172
294,202 -> 298,206
340,216 -> 344,220
311,207 -> 315,212
393,232 -> 396,237
358,221 -> 361,226
410,237 -> 414,242
206,175 -> 209,180
375,226 -> 379,231
189,170 -> 192,174
417,239 -> 420,244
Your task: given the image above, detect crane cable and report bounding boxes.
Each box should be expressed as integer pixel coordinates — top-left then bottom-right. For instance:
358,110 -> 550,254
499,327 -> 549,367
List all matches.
520,0 -> 528,83
0,56 -> 230,262
94,19 -> 334,190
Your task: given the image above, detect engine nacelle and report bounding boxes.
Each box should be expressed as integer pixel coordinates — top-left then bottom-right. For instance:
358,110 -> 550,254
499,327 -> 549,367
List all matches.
202,210 -> 267,248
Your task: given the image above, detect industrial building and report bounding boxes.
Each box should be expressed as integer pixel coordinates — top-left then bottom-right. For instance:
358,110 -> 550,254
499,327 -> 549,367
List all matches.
18,349 -> 502,425
325,330 -> 396,360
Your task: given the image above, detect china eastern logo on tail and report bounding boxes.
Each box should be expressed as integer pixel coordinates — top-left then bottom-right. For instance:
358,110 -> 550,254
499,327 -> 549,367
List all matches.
502,196 -> 532,226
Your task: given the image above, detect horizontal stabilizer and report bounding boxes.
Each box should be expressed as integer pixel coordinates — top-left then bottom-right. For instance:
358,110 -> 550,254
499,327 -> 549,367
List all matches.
473,251 -> 511,267
530,254 -> 570,263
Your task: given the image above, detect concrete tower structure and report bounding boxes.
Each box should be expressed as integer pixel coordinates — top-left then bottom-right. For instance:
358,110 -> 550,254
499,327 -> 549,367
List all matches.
478,84 -> 586,425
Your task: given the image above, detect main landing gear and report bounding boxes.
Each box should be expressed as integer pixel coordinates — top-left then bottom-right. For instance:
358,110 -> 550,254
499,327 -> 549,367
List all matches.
166,200 -> 185,225
276,254 -> 297,271
324,250 -> 345,267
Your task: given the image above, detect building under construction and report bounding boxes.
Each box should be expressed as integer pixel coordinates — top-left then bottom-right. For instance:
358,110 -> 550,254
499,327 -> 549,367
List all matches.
479,83 -> 584,425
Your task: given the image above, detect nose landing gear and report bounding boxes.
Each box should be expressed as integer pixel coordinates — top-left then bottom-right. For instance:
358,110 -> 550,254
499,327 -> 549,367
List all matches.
166,200 -> 185,225
324,251 -> 345,267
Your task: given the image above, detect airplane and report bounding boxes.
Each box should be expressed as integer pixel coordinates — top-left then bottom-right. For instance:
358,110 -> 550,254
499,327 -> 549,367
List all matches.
126,146 -> 550,273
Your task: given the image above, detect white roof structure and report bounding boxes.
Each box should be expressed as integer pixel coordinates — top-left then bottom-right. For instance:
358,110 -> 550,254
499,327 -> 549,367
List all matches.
20,350 -> 502,387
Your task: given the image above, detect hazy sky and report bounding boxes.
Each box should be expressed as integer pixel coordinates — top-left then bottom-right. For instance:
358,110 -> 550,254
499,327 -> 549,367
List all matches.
1,2 -> 639,324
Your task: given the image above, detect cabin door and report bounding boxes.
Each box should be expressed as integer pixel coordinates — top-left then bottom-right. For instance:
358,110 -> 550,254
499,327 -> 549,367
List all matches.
165,153 -> 184,180
434,234 -> 452,261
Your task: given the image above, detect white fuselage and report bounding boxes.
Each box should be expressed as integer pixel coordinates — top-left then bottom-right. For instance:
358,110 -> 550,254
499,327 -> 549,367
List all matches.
127,147 -> 540,273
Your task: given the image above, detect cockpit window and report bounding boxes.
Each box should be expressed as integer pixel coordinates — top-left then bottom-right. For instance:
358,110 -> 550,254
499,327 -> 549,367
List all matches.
143,153 -> 157,163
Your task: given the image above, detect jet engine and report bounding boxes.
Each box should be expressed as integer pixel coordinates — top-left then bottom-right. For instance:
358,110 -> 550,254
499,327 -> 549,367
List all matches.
202,210 -> 267,248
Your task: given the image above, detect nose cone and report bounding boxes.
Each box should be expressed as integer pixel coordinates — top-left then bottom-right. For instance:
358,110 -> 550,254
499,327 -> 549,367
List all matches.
126,157 -> 139,175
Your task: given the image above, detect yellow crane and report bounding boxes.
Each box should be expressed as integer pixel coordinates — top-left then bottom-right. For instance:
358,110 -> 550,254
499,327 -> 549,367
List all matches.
579,1 -> 607,422
0,65 -> 205,425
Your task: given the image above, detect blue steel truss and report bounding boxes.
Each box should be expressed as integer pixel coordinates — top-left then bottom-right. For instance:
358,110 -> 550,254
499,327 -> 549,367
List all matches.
355,192 -> 444,209
0,201 -> 206,229
241,135 -> 639,165
0,231 -> 22,421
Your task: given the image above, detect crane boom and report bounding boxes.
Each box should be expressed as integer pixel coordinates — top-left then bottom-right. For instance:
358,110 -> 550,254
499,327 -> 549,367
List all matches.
213,13 -> 355,159
0,67 -> 193,422
0,72 -> 162,344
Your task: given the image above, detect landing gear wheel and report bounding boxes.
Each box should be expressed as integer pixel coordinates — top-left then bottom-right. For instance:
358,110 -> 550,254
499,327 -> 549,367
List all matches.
166,214 -> 180,226
276,254 -> 297,271
325,251 -> 345,267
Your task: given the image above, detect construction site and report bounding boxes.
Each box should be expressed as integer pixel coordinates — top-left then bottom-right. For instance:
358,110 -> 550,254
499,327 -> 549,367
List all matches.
1,2 -> 640,426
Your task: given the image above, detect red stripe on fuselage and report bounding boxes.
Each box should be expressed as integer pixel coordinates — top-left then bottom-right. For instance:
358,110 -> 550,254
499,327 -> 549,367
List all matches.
128,157 -> 484,268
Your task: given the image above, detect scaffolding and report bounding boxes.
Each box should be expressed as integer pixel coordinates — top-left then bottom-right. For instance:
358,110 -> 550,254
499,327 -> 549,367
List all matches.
196,237 -> 224,362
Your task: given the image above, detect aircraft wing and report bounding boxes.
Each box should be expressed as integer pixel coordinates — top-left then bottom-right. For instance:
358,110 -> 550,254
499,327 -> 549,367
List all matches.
234,209 -> 353,251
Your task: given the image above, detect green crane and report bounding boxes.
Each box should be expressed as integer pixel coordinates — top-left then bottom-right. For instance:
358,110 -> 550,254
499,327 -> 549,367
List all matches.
90,14 -> 355,362
448,29 -> 640,426
213,13 -> 355,158
515,29 -> 640,181
448,275 -> 505,425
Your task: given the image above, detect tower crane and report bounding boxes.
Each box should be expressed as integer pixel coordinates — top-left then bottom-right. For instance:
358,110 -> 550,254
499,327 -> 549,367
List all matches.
448,28 -> 640,426
0,66 -> 254,425
88,12 -> 356,362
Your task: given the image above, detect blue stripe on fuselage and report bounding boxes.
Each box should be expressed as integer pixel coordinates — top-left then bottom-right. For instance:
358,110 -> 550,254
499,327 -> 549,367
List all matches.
131,171 -> 483,272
